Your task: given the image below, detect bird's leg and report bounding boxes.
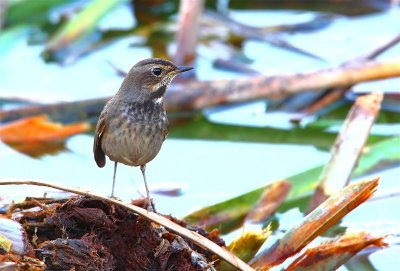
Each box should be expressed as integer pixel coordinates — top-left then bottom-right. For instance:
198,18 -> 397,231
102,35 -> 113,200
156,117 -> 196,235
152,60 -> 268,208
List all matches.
140,164 -> 155,212
111,162 -> 118,198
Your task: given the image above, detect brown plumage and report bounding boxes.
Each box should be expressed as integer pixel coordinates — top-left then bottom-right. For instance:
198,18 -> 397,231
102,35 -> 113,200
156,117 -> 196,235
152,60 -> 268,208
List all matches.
93,58 -> 192,206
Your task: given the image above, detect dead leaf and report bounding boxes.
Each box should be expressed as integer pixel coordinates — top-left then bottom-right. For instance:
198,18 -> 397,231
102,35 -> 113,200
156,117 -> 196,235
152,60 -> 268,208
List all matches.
249,177 -> 379,270
285,232 -> 387,271
246,180 -> 291,223
0,115 -> 89,144
218,227 -> 271,271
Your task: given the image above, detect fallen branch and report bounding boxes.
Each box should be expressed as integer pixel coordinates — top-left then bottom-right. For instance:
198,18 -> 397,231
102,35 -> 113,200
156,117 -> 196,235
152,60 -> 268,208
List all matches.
1,58 -> 400,123
0,180 -> 255,271
166,59 -> 400,111
307,92 -> 383,212
245,180 -> 291,224
0,97 -> 107,123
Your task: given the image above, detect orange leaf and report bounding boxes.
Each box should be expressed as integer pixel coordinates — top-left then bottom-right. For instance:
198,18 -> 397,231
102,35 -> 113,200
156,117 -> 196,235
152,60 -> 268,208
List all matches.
286,232 -> 387,271
0,115 -> 90,144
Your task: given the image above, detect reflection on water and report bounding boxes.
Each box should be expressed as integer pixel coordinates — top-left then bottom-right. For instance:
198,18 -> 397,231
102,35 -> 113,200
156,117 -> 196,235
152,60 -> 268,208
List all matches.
5,141 -> 66,157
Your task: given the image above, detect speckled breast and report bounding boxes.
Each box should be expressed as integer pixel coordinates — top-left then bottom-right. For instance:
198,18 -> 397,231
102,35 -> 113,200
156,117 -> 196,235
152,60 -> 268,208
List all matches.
101,100 -> 168,167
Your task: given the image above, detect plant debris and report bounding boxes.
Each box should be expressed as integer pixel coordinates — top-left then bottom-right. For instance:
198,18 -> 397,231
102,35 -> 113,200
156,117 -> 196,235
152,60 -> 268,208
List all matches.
2,196 -> 225,271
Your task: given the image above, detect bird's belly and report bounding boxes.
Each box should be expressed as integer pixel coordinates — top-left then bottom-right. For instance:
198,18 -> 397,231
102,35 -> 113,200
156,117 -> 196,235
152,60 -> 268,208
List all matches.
101,122 -> 165,167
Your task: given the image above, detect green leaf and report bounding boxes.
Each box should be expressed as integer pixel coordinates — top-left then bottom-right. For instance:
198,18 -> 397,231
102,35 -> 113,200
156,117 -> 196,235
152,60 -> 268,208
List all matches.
307,103 -> 400,130
6,0 -> 69,26
185,136 -> 400,233
170,115 -> 368,150
43,0 -> 126,62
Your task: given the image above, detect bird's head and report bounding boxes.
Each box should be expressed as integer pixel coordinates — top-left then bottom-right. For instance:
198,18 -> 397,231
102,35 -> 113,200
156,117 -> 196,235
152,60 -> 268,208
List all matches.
118,58 -> 192,102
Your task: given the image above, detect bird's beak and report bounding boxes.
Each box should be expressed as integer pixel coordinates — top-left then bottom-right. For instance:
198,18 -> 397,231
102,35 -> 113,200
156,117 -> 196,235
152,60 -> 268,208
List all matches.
176,66 -> 193,73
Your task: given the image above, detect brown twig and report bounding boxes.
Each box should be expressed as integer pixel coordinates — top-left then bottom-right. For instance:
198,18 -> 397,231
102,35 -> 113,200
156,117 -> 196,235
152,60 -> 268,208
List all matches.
165,59 -> 400,111
245,180 -> 291,224
302,87 -> 348,116
0,180 -> 255,271
1,58 -> 400,123
0,97 -> 108,124
352,33 -> 400,62
307,92 -> 383,212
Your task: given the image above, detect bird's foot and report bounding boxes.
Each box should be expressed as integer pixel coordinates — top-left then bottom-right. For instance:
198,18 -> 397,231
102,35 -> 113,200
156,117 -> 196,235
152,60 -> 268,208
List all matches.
109,195 -> 122,201
146,197 -> 157,213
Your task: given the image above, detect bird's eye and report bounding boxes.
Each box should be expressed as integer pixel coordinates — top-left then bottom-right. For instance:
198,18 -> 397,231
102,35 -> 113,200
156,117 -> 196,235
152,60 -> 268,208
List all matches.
152,67 -> 162,76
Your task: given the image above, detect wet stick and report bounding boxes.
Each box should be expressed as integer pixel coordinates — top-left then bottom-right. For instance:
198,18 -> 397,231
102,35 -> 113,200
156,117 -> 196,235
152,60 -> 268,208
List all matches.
307,92 -> 383,212
1,58 -> 400,122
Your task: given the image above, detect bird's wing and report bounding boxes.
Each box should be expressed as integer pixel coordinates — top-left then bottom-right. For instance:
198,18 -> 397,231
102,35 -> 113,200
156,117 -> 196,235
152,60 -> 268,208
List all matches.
93,112 -> 107,168
163,126 -> 169,141
163,116 -> 169,141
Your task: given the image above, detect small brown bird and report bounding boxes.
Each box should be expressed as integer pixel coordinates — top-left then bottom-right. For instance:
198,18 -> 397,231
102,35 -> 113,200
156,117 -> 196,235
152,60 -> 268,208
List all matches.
93,58 -> 192,206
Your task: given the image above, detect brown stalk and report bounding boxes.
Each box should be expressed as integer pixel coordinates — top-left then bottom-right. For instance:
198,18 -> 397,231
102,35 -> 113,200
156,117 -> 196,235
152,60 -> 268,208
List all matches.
1,58 -> 399,123
307,92 -> 383,212
285,232 -> 387,271
245,180 -> 291,224
249,178 -> 379,270
302,87 -> 348,115
0,180 -> 255,271
166,59 -> 399,111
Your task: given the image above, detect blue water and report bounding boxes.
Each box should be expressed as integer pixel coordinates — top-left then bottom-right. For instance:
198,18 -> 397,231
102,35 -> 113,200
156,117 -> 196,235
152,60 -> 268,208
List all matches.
0,135 -> 329,217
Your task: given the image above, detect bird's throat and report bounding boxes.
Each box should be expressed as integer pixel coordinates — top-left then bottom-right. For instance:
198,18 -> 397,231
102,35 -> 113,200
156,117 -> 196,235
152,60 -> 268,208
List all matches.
150,84 -> 167,100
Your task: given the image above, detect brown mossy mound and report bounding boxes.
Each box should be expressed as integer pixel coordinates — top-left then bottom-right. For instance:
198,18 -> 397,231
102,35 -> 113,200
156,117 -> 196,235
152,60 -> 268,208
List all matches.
6,197 -> 224,271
